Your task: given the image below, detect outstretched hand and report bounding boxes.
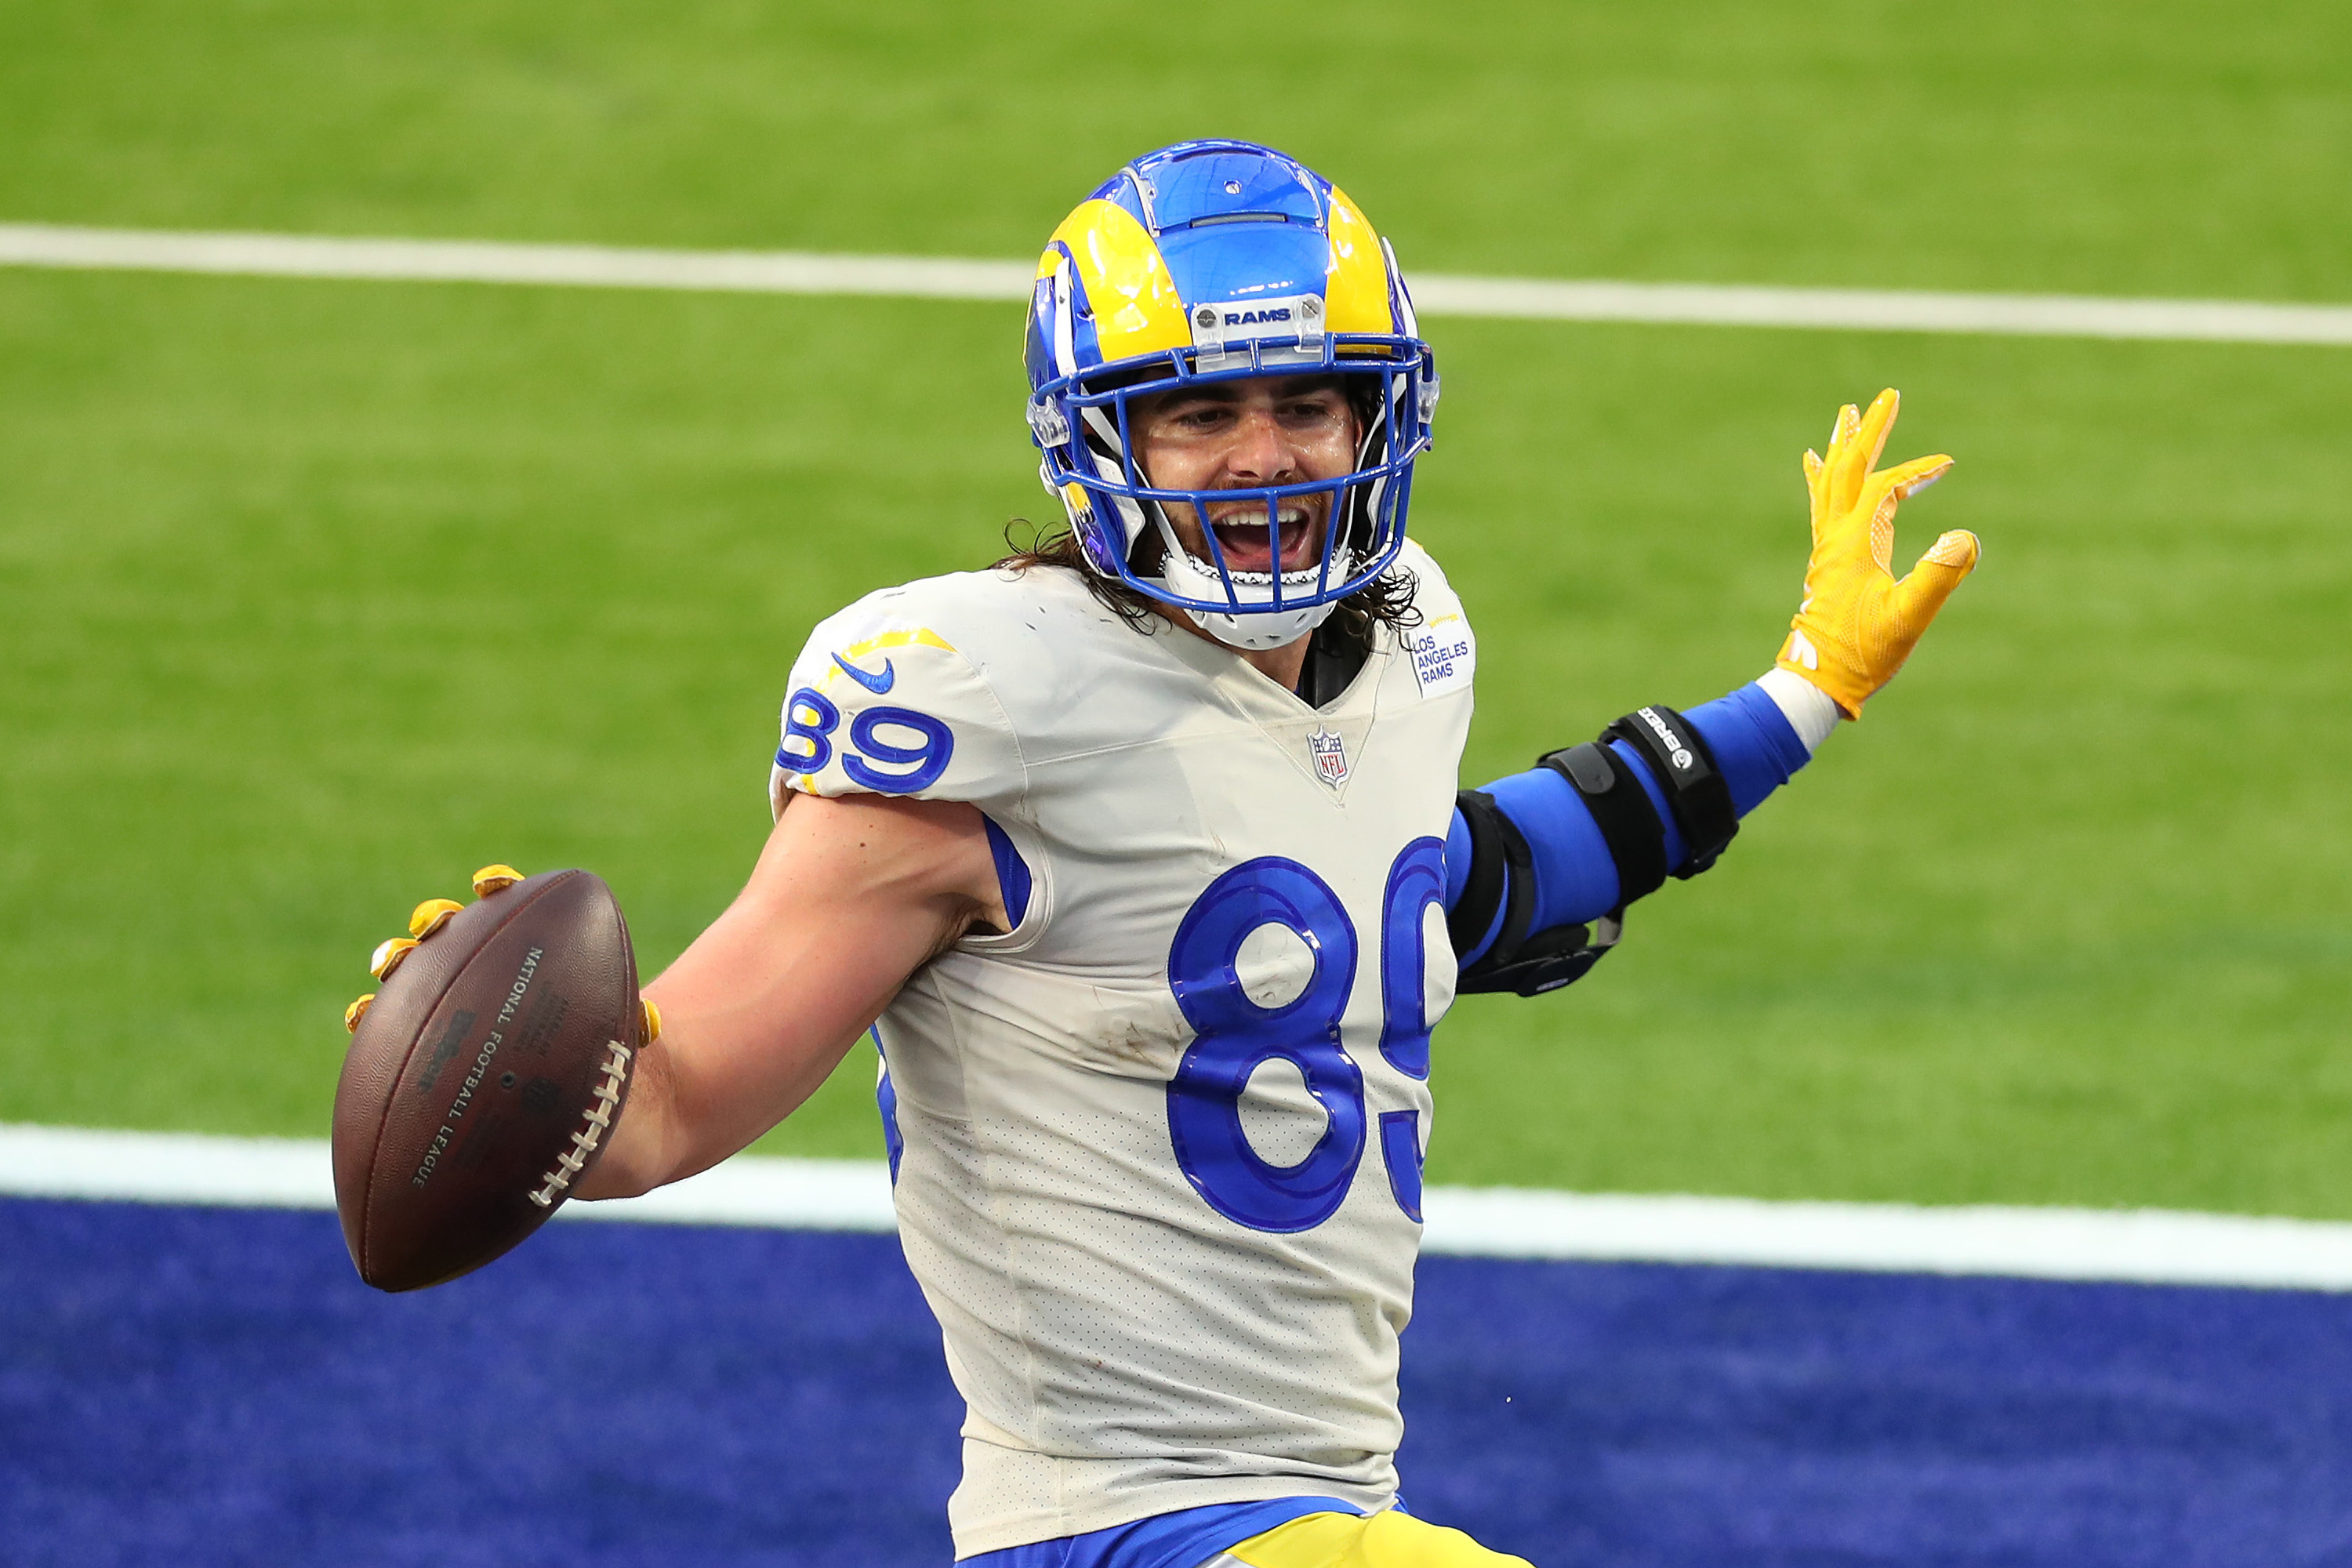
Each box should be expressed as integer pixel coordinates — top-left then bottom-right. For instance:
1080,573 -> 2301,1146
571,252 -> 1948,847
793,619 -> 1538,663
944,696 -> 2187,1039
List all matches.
1778,388 -> 1979,718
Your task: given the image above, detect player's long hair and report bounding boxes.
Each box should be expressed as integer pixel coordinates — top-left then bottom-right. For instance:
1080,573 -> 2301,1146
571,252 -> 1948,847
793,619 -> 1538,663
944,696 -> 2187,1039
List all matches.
995,521 -> 1421,649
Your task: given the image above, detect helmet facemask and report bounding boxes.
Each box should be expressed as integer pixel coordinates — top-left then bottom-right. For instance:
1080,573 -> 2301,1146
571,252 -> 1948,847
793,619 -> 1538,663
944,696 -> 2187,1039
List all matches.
1037,339 -> 1433,650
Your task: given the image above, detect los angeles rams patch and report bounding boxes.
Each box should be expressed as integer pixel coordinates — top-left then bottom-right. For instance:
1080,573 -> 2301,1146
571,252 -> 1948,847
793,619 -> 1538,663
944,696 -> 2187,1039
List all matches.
1407,614 -> 1475,699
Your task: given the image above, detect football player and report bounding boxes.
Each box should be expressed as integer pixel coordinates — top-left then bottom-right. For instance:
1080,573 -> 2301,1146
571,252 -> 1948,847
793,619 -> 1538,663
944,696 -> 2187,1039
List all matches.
572,140 -> 1980,1566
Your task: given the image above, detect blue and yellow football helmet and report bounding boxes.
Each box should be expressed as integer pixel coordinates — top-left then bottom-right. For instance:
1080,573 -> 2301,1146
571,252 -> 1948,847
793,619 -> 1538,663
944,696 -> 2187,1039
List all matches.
1024,140 -> 1439,649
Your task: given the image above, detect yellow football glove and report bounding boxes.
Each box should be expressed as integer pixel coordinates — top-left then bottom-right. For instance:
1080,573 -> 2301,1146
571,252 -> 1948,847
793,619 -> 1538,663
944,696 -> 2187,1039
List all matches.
1777,388 -> 1979,718
344,868 -> 524,1032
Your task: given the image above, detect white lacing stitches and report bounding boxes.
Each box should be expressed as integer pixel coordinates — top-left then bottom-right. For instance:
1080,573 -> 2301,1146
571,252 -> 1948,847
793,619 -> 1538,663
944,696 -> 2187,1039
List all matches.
530,1038 -> 632,1208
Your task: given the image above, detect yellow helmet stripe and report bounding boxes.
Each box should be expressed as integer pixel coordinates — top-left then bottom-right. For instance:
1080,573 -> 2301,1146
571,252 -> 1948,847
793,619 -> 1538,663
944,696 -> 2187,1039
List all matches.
1046,198 -> 1190,363
1322,187 -> 1397,338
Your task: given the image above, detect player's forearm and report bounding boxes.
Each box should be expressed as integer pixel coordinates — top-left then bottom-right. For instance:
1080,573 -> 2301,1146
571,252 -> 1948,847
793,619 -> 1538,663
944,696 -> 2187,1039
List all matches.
579,889 -> 924,1196
580,990 -> 862,1200
574,1028 -> 688,1200
572,975 -> 845,1202
579,959 -> 876,1199
1447,673 -> 1832,967
1614,672 -> 1831,867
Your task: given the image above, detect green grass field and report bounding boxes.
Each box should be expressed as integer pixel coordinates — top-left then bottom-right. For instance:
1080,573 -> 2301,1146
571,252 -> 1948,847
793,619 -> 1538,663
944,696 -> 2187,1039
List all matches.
3,2 -> 2347,1214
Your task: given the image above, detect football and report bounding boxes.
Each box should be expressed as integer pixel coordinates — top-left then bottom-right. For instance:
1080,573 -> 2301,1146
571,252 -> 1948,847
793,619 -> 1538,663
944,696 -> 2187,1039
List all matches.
332,867 -> 645,1292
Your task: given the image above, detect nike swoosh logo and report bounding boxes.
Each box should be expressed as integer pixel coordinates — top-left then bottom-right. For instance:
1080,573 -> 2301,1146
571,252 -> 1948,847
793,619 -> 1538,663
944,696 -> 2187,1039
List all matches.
831,653 -> 895,694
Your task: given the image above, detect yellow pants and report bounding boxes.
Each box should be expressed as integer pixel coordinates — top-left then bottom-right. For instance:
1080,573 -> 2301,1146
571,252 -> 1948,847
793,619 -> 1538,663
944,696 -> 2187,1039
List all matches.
1224,1508 -> 1535,1567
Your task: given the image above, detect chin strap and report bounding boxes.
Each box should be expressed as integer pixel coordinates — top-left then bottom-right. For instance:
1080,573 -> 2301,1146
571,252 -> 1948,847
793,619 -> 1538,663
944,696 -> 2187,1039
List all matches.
1160,543 -> 1352,651
1181,597 -> 1338,651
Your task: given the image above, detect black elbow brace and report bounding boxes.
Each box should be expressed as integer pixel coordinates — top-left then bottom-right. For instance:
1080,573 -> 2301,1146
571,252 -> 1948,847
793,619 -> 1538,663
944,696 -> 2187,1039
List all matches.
1450,789 -> 1622,998
1452,704 -> 1739,1000
1596,704 -> 1740,877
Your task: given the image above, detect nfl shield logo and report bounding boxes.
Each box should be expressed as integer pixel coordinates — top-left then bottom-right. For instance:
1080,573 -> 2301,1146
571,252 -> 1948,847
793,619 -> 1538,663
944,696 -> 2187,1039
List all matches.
1308,727 -> 1350,788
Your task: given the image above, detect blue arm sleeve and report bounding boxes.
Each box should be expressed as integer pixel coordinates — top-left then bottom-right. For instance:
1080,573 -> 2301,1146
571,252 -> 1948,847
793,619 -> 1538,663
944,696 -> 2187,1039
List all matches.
1446,681 -> 1814,965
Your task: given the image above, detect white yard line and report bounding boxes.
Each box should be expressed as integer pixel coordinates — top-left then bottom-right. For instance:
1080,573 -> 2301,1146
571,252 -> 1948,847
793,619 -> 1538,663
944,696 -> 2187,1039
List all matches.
9,1123 -> 2352,1292
1410,275 -> 2352,345
5,222 -> 2350,346
0,1123 -> 898,1231
1414,1186 -> 2352,1292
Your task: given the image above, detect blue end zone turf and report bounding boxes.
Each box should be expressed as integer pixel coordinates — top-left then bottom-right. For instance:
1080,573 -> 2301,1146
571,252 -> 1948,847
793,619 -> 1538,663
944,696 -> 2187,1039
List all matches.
5,1197 -> 2350,1566
1401,1254 -> 2352,1565
0,1199 -> 965,1566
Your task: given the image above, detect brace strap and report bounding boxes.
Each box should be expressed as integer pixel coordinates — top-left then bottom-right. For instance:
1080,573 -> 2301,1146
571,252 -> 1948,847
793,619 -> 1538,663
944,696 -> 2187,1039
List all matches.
1451,788 -> 1624,998
1599,704 -> 1740,877
1537,740 -> 1669,904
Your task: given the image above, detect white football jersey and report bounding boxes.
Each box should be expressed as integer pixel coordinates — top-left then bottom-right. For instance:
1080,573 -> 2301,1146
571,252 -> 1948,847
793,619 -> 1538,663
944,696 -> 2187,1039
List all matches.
770,542 -> 1477,1556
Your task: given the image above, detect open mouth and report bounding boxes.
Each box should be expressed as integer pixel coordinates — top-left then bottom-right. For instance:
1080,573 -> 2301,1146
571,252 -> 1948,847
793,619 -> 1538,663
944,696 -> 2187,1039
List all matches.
1207,503 -> 1318,575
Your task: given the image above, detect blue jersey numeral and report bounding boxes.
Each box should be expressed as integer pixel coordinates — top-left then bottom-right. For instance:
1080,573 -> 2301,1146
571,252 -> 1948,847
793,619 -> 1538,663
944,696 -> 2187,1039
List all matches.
1166,859 -> 1367,1233
1164,842 -> 1449,1232
844,707 -> 954,793
775,687 -> 955,794
1377,837 -> 1448,1081
775,688 -> 840,775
